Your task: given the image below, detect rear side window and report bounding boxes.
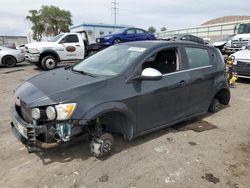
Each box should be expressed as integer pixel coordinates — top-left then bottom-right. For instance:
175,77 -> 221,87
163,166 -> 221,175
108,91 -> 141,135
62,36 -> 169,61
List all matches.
185,47 -> 210,69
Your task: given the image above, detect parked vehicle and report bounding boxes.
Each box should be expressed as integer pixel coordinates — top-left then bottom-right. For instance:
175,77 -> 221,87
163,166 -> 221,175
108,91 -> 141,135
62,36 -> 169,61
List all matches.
11,41 -> 230,157
229,45 -> 250,79
0,46 -> 25,67
213,34 -> 235,53
25,32 -> 98,71
224,23 -> 250,54
96,27 -> 156,46
161,34 -> 205,44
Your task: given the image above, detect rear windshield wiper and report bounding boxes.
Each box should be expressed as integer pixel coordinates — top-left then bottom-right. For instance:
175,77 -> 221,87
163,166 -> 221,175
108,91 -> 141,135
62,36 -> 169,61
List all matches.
71,68 -> 96,77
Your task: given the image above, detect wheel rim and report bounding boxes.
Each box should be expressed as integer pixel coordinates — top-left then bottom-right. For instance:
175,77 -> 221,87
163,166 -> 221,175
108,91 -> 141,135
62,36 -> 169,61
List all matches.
45,58 -> 56,69
114,39 -> 120,44
4,56 -> 16,67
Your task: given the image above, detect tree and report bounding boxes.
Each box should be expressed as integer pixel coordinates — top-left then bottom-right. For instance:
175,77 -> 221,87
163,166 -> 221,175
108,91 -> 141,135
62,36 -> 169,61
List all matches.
26,10 -> 44,41
26,5 -> 72,40
148,26 -> 156,34
160,27 -> 167,31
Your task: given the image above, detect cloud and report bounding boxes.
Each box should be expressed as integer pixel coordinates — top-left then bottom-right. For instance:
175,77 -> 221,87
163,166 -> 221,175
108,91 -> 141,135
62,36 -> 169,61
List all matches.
0,0 -> 249,35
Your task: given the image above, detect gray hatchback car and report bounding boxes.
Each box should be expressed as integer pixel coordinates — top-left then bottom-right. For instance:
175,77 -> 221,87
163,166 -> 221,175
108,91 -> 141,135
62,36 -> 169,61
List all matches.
11,41 -> 230,157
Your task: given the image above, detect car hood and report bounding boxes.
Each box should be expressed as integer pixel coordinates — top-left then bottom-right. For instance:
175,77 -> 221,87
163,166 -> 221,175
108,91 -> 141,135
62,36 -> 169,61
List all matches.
213,41 -> 227,46
100,34 -> 116,38
16,68 -> 107,108
26,42 -> 54,49
232,34 -> 250,40
232,50 -> 250,60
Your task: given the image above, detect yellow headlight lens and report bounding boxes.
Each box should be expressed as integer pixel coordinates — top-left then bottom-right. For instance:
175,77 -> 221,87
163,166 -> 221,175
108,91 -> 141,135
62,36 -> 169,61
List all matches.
55,103 -> 76,120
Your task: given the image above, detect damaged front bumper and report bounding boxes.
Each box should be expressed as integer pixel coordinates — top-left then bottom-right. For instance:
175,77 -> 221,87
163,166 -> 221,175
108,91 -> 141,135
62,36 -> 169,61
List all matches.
10,105 -> 86,152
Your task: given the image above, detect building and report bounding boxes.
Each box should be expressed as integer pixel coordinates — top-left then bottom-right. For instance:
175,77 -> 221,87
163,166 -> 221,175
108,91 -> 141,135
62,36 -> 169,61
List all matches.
0,35 -> 27,47
70,23 -> 130,44
157,16 -> 250,42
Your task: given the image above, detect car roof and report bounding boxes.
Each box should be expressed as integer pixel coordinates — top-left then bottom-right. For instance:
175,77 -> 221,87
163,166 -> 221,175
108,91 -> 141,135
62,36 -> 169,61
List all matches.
118,40 -> 212,50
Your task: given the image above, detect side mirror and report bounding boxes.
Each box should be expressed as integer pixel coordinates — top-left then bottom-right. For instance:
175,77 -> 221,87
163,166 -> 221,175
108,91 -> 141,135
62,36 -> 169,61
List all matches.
136,68 -> 163,81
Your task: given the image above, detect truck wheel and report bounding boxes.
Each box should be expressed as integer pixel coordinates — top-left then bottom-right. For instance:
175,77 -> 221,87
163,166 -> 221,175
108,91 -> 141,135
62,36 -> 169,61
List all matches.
90,133 -> 114,158
2,56 -> 17,67
209,98 -> 221,113
113,38 -> 121,44
41,55 -> 57,70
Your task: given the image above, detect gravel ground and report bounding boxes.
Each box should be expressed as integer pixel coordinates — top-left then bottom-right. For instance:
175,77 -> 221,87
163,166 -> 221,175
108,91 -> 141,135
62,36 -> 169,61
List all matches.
0,62 -> 249,188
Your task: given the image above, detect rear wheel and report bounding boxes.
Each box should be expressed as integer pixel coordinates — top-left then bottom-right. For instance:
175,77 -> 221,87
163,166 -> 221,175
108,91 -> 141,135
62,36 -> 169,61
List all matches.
2,56 -> 17,67
209,98 -> 221,113
41,55 -> 57,70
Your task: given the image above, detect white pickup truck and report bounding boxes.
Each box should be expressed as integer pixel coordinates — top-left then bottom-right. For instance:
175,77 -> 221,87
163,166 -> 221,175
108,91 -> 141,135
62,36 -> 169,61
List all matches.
25,33 -> 88,70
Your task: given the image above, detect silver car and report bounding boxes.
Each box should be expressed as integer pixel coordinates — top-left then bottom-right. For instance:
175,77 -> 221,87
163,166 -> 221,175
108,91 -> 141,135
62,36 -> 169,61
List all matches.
0,46 -> 25,67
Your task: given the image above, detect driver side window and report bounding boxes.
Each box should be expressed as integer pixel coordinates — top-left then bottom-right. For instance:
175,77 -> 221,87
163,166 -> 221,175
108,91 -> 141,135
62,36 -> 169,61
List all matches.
141,48 -> 180,75
60,34 -> 79,43
126,29 -> 136,35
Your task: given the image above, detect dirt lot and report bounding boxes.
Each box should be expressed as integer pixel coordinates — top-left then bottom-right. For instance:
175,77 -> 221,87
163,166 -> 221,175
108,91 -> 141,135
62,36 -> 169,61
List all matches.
0,62 -> 250,188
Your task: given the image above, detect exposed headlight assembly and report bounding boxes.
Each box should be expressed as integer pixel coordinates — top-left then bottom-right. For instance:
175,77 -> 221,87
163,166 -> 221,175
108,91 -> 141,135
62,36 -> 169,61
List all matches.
29,48 -> 40,54
46,103 -> 76,121
31,108 -> 41,120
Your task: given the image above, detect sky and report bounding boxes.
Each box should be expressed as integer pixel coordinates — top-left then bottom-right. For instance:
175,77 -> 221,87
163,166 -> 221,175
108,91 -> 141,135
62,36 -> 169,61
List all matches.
0,0 -> 250,36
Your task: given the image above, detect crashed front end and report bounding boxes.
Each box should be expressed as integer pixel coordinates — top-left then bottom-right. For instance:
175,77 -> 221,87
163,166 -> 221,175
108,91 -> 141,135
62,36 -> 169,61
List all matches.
11,98 -> 85,152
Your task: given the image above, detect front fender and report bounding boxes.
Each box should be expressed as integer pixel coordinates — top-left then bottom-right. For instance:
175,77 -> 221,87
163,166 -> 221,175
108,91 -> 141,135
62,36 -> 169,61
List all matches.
81,102 -> 136,139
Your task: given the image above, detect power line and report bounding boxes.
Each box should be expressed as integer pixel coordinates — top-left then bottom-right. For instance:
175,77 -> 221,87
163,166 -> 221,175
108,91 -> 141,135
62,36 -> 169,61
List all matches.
111,0 -> 119,25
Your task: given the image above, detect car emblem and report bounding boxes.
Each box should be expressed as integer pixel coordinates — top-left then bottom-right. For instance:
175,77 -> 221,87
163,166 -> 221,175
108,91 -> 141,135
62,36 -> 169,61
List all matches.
66,46 -> 76,52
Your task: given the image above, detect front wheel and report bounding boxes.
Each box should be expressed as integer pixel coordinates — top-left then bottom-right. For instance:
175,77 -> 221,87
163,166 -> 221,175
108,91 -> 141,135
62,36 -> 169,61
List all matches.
41,55 -> 57,71
113,38 -> 121,44
2,56 -> 17,67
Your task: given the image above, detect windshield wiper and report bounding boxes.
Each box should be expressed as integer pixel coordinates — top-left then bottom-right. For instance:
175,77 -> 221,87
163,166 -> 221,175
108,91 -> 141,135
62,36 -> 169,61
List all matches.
71,68 -> 96,77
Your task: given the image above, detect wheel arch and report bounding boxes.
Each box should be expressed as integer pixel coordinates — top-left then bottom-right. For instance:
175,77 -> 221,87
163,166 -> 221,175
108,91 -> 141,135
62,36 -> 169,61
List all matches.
82,102 -> 136,140
1,55 -> 17,64
211,87 -> 230,105
39,49 -> 60,62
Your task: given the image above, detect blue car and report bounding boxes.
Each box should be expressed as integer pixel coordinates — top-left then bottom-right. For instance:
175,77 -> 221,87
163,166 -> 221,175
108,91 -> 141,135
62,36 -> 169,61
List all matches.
96,27 -> 156,46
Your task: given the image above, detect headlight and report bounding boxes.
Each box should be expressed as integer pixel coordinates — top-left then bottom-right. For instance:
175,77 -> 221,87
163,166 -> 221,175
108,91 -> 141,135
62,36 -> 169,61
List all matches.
55,103 -> 76,120
29,48 -> 40,54
46,106 -> 56,120
225,40 -> 231,47
31,108 -> 41,120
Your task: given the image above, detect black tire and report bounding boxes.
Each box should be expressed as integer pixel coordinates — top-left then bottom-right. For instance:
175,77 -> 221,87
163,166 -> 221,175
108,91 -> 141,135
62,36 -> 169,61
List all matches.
35,62 -> 42,68
113,38 -> 121,44
41,55 -> 57,71
209,98 -> 221,113
2,56 -> 17,67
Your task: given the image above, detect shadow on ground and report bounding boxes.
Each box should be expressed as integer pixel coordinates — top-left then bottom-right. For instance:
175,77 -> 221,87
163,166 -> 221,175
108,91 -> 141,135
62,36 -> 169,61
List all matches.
36,116 -> 218,165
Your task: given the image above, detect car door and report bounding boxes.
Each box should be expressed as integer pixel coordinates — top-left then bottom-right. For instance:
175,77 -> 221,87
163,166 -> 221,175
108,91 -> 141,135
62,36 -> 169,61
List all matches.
135,29 -> 147,41
183,46 -> 215,115
57,34 -> 83,60
122,29 -> 136,42
133,46 -> 190,133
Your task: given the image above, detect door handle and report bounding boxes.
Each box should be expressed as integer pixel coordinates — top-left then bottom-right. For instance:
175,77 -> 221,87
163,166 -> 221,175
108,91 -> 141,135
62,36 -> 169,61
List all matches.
76,45 -> 80,47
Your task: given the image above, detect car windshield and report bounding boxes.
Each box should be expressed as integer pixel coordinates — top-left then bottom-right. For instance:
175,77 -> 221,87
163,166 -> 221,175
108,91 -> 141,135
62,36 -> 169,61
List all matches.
112,28 -> 127,34
238,24 -> 250,34
48,34 -> 64,42
73,45 -> 146,76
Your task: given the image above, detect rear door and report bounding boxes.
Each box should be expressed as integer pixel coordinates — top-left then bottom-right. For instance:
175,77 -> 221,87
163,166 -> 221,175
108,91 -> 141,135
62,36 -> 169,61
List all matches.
135,29 -> 147,41
183,46 -> 215,115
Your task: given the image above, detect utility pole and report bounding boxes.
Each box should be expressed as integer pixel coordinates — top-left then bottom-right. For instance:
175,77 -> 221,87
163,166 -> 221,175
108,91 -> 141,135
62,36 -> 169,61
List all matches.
111,0 -> 119,25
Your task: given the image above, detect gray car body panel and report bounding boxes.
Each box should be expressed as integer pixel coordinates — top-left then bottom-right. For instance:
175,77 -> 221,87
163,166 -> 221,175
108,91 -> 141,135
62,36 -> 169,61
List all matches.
15,41 -> 229,139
